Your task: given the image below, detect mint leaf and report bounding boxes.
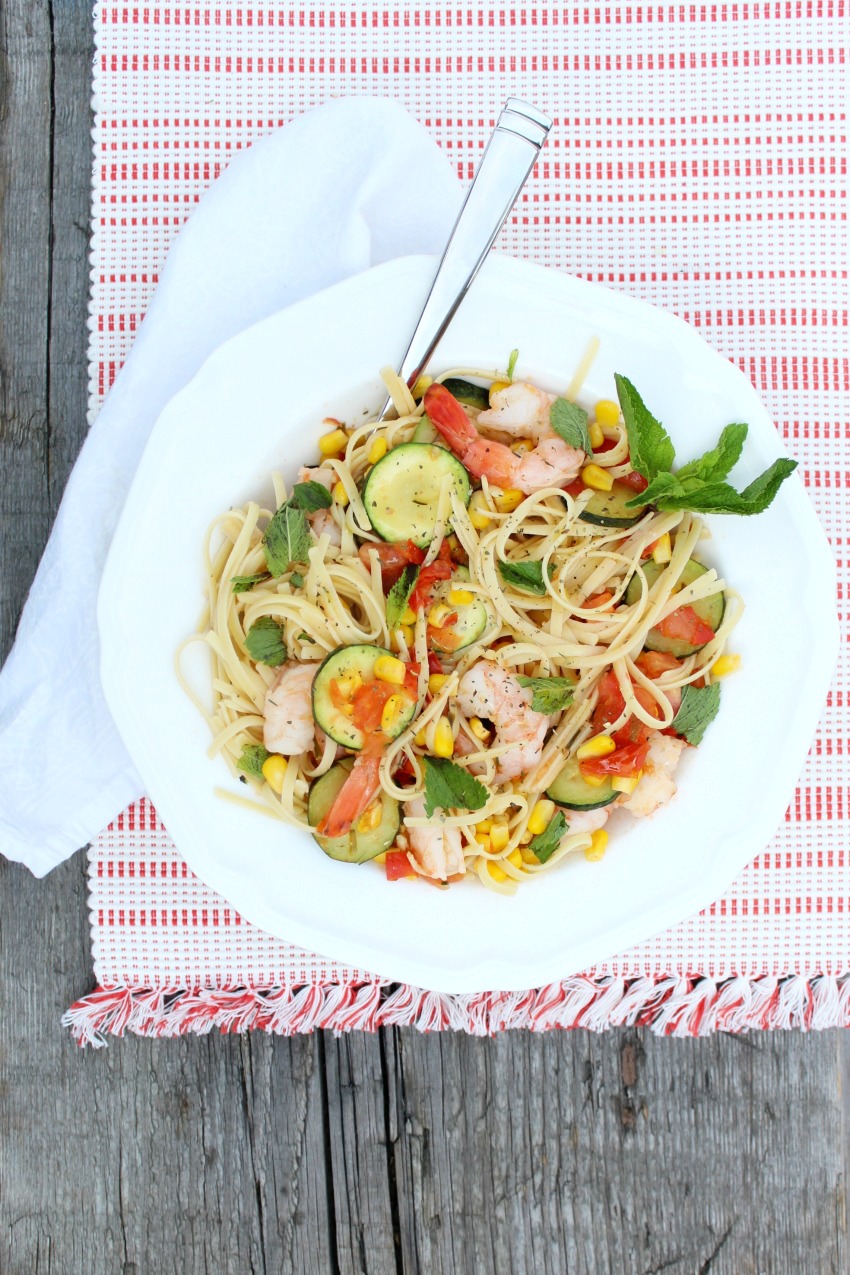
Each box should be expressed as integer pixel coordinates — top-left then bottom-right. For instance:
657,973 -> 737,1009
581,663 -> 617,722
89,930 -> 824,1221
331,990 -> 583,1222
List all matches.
498,559 -> 553,596
263,503 -> 312,575
237,742 -> 270,782
290,571 -> 304,589
231,572 -> 271,594
506,348 -> 519,381
625,471 -> 685,508
290,480 -> 332,512
386,564 -> 420,630
422,756 -> 488,818
675,423 -> 749,485
517,677 -> 575,715
550,397 -> 592,455
638,459 -> 798,515
529,809 -> 570,864
615,374 -> 676,480
244,616 -> 287,667
670,683 -> 721,745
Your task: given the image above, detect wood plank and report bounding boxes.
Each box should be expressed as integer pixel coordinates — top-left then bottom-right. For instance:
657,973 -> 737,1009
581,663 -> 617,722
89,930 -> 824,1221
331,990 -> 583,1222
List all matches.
386,1027 -> 848,1274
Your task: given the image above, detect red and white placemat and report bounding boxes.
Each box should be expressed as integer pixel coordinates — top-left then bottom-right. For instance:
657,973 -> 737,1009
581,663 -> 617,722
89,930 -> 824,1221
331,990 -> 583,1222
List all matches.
66,2 -> 848,1043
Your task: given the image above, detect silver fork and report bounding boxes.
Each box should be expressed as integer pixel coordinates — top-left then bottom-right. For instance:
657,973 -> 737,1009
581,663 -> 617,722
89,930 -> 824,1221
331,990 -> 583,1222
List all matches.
378,98 -> 552,419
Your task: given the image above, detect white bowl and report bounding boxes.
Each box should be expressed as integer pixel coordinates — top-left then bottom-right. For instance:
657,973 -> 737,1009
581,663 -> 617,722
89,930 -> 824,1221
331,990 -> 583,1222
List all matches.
98,254 -> 838,993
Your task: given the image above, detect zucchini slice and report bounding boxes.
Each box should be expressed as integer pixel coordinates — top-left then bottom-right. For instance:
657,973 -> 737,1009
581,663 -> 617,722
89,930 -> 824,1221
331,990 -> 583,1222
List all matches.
412,415 -> 438,443
625,557 -> 725,657
546,756 -> 619,810
307,761 -> 400,864
441,377 -> 491,411
578,480 -> 648,528
312,644 -> 418,750
363,442 -> 471,548
427,566 -> 491,653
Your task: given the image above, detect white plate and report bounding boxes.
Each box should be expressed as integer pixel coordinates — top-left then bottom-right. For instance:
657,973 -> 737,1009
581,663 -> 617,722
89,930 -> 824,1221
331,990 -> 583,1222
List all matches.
98,254 -> 838,993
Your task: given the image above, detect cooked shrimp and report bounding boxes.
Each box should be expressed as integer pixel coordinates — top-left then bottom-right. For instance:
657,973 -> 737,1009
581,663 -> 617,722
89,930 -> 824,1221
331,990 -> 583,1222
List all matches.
476,381 -> 556,442
318,752 -> 382,838
263,660 -> 320,755
563,805 -> 612,836
404,794 -> 465,882
425,383 -> 584,494
297,464 -> 335,491
620,734 -> 687,819
455,661 -> 550,784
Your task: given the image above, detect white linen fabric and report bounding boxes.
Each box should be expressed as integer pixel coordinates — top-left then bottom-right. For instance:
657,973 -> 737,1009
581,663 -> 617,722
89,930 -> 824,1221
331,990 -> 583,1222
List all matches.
0,97 -> 461,876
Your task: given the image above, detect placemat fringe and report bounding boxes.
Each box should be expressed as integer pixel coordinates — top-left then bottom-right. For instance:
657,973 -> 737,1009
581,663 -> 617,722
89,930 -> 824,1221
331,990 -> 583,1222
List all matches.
62,974 -> 850,1047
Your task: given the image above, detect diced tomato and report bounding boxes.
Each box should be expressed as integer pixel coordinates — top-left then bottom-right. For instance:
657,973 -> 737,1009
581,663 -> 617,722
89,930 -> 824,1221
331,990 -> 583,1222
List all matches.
358,539 -> 425,588
328,678 -> 349,711
351,680 -> 395,735
402,661 -> 420,695
591,670 -> 626,734
427,652 -> 444,675
580,739 -> 650,778
618,470 -> 649,494
563,478 -> 585,498
385,850 -> 415,881
585,591 -> 614,610
409,541 -> 454,611
635,651 -> 683,679
655,605 -> 715,647
593,436 -> 618,454
428,622 -> 463,652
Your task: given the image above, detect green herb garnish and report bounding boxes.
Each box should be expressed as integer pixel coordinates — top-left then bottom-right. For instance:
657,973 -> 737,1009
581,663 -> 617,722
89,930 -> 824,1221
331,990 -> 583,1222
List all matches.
422,757 -> 488,818
244,616 -> 287,667
506,347 -> 519,381
670,683 -> 722,746
236,743 -> 270,782
263,503 -> 312,576
517,677 -> 575,715
497,559 -> 553,596
550,397 -> 593,456
615,375 -> 797,515
529,810 -> 570,864
386,564 -> 420,630
231,572 -> 270,594
289,480 -> 333,512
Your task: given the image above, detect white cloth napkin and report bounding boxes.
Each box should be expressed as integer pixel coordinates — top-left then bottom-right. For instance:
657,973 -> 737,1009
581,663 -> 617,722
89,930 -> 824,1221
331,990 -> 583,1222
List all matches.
0,97 -> 462,876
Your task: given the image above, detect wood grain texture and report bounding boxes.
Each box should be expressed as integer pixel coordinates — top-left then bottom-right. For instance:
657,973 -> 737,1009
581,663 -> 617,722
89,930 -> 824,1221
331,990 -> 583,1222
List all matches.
0,5 -> 848,1274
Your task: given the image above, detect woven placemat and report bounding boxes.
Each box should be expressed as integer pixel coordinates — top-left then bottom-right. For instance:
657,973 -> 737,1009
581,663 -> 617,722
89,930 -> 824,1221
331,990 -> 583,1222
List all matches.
66,2 -> 847,1043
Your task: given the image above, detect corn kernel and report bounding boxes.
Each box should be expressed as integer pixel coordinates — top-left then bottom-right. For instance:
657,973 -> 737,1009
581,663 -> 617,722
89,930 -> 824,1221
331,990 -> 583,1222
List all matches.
428,673 -> 448,695
519,829 -> 535,846
507,848 -> 523,869
475,819 -> 493,834
652,532 -> 672,565
394,624 -> 414,650
595,399 -> 620,428
468,491 -> 493,530
581,463 -> 614,493
711,653 -> 741,679
528,799 -> 556,836
468,717 -> 490,742
611,771 -> 642,795
448,588 -> 475,606
373,853 -> 387,866
261,754 -> 288,794
319,427 -> 348,456
588,420 -> 605,450
357,801 -> 383,833
380,693 -> 407,734
584,829 -> 609,862
485,859 -> 508,883
489,379 -> 510,400
367,436 -> 388,465
332,480 -> 349,507
432,717 -> 455,758
414,727 -> 427,747
475,833 -> 492,852
576,734 -> 616,760
400,605 -> 417,625
509,437 -> 534,455
493,488 -> 524,513
427,603 -> 453,629
489,823 -> 510,853
581,772 -> 607,787
520,846 -> 539,864
335,672 -> 363,699
373,654 -> 406,685
412,374 -> 433,400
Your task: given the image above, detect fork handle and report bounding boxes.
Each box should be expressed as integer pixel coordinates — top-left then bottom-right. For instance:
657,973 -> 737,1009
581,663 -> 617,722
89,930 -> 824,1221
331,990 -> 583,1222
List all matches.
380,99 -> 552,417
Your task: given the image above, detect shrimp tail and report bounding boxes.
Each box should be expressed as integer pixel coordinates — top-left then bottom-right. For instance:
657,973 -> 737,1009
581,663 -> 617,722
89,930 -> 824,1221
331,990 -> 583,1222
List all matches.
424,384 -> 479,454
318,753 -> 382,837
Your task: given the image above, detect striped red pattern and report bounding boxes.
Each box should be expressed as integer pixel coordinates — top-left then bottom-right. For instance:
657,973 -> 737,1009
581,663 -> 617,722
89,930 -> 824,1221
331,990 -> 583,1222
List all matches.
77,0 -> 848,1037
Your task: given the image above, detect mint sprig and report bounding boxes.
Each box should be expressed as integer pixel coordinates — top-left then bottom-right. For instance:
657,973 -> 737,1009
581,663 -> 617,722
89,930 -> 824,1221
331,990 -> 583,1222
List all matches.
236,742 -> 270,782
670,683 -> 721,746
422,756 -> 488,818
528,809 -> 570,864
550,397 -> 593,456
244,616 -> 287,667
386,564 -> 420,630
517,677 -> 575,715
614,374 -> 797,516
498,559 -> 553,596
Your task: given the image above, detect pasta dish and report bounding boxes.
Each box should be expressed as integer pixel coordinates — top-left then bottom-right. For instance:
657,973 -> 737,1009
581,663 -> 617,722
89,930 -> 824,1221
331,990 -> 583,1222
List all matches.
179,353 -> 795,894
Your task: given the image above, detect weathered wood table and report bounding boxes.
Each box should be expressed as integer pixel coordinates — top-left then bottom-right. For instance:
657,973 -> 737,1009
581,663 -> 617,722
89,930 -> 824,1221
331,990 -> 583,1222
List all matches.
0,6 -> 846,1272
